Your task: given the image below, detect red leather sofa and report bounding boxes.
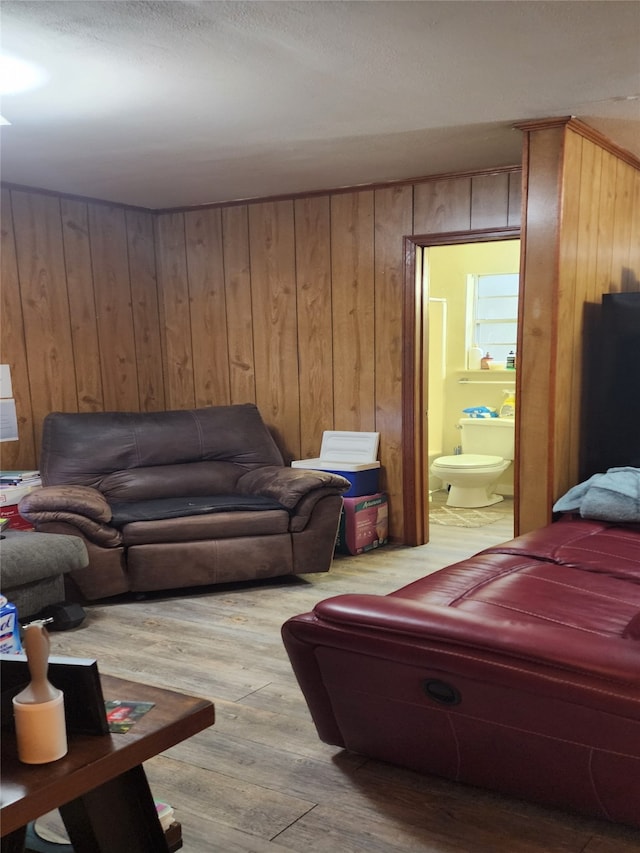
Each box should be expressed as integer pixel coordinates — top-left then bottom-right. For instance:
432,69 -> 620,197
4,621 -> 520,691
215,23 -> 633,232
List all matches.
282,517 -> 640,827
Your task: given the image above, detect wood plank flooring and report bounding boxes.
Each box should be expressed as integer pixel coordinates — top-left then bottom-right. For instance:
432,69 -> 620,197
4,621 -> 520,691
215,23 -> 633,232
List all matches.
44,498 -> 640,852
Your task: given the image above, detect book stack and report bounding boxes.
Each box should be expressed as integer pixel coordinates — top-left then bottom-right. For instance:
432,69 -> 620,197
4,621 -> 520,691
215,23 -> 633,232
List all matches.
0,470 -> 41,487
0,470 -> 42,531
155,801 -> 182,851
155,801 -> 175,831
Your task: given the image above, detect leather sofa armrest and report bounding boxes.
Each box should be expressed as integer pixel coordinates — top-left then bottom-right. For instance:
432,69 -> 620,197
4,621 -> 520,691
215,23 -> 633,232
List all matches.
19,485 -> 112,522
312,595 -> 640,685
237,466 -> 350,510
18,485 -> 122,547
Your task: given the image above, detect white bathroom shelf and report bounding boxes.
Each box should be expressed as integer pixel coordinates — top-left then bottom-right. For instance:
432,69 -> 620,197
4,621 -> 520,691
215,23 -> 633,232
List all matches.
458,376 -> 516,385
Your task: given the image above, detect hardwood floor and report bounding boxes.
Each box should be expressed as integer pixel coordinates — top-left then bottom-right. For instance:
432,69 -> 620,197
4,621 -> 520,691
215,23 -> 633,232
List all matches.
44,500 -> 640,852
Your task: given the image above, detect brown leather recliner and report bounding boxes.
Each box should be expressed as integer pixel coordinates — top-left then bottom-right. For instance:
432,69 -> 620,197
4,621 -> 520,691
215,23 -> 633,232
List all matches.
19,405 -> 350,601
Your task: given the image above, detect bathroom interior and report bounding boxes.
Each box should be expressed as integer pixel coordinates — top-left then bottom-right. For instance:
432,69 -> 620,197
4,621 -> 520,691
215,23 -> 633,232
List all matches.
424,239 -> 520,529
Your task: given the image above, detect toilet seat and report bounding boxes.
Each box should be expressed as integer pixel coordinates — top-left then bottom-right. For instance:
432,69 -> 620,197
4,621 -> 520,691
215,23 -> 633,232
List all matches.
433,454 -> 503,470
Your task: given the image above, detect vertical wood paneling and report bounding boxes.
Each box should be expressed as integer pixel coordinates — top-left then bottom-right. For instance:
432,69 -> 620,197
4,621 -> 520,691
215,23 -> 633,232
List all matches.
222,205 -> 256,405
404,241 -> 426,545
331,191 -> 376,431
630,172 -> 640,290
294,196 -> 334,457
594,152 -> 618,294
249,201 -> 300,458
60,199 -> 103,412
373,185 -> 413,536
611,160 -> 635,292
185,208 -> 230,407
0,189 -> 36,466
0,167 -> 526,539
507,172 -> 522,227
87,204 -> 139,411
517,128 -> 565,533
554,132 -> 583,497
574,141 -> 603,304
11,191 -> 78,450
413,178 -> 471,233
470,173 -> 510,228
518,120 -> 640,533
571,134 -> 603,483
154,213 -> 195,410
12,148 -> 638,545
125,209 -> 165,411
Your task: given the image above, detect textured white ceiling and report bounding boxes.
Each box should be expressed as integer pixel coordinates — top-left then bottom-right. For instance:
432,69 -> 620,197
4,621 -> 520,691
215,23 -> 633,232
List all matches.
1,1 -> 639,209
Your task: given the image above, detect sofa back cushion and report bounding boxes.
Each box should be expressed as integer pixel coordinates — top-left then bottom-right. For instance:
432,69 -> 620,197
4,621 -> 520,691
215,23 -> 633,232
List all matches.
99,461 -> 245,501
40,405 -> 285,494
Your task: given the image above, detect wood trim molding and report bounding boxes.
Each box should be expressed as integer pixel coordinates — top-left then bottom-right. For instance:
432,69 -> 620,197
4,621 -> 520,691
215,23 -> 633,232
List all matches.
514,116 -> 640,171
0,165 -> 523,217
401,235 -> 420,547
2,118 -> 635,215
514,117 -> 573,133
401,225 -> 521,546
0,181 -> 151,213
567,118 -> 640,170
411,227 -> 520,246
157,166 -> 524,215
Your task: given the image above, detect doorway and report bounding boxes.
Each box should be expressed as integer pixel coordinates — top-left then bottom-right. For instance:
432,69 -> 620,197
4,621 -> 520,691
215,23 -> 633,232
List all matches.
401,228 -> 521,546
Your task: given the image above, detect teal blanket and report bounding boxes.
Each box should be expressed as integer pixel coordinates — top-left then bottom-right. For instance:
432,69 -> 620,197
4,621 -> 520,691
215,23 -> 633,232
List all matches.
553,467 -> 640,523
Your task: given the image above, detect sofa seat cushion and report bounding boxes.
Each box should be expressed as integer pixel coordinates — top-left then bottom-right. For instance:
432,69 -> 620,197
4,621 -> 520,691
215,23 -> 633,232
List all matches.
110,495 -> 287,527
121,509 -> 290,545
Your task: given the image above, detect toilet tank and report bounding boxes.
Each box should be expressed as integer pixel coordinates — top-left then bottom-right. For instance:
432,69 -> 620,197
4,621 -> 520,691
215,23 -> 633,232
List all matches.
459,417 -> 515,460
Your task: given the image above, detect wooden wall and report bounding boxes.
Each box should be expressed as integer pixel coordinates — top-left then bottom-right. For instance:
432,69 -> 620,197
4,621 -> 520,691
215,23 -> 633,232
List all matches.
517,118 -> 640,533
3,120 -> 637,541
1,191 -> 164,467
0,168 -> 520,541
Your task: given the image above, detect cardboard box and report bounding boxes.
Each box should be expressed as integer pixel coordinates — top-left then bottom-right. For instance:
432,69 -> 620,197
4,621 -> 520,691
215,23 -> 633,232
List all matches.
336,492 -> 388,555
0,484 -> 40,531
292,431 -> 381,498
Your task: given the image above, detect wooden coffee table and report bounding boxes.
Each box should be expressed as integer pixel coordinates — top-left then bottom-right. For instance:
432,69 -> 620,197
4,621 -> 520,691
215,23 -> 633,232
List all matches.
1,675 -> 215,853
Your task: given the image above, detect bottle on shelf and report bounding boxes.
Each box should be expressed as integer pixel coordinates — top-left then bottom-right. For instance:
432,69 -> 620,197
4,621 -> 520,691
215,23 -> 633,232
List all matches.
467,343 -> 483,370
506,350 -> 516,370
480,352 -> 494,370
499,389 -> 516,418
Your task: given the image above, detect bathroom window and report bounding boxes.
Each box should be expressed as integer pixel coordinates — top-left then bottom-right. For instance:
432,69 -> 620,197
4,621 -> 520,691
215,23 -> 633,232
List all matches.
470,273 -> 519,363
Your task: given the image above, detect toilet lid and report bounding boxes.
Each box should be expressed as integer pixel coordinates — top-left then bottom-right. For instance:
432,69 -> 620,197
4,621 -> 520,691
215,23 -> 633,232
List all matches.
434,454 -> 504,469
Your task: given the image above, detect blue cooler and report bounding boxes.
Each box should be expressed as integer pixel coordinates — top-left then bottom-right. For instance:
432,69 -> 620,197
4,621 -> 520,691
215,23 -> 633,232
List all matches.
291,431 -> 380,497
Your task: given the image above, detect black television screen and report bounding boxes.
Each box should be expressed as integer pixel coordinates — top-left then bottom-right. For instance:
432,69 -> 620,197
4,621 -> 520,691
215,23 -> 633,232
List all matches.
583,292 -> 640,477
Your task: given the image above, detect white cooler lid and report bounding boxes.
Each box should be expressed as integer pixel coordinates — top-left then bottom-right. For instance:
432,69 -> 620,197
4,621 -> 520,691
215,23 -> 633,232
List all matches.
319,430 -> 379,462
292,430 -> 380,471
291,458 -> 380,472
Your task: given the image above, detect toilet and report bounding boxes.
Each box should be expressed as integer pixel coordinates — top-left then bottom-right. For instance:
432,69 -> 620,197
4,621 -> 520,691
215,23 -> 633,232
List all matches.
430,417 -> 515,508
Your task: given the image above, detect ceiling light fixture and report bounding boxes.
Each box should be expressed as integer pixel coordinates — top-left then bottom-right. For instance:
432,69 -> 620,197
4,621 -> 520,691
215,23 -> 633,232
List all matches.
0,53 -> 48,96
0,53 -> 49,128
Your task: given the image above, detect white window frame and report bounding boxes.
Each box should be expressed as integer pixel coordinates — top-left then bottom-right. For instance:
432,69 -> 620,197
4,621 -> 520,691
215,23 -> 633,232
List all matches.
466,273 -> 519,362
